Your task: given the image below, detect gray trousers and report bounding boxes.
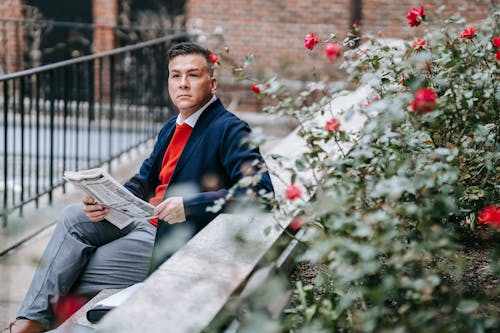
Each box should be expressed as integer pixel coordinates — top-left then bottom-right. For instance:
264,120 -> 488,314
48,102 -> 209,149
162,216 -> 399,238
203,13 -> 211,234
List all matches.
17,204 -> 156,328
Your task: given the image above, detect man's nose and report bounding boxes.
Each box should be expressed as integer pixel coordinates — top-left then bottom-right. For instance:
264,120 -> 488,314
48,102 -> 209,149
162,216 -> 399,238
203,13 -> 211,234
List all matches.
179,75 -> 189,88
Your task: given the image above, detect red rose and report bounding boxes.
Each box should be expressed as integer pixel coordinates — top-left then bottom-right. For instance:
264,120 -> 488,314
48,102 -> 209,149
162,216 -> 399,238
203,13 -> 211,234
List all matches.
251,85 -> 261,94
326,118 -> 340,132
496,50 -> 500,61
209,54 -> 219,64
406,6 -> 425,27
324,42 -> 342,62
478,205 -> 500,228
459,27 -> 476,39
493,37 -> 500,48
285,184 -> 302,201
411,88 -> 437,113
289,217 -> 305,230
304,32 -> 321,50
413,38 -> 426,51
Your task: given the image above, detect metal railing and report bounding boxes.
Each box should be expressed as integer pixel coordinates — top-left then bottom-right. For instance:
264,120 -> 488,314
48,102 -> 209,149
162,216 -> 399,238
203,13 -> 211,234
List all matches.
0,33 -> 189,226
0,18 -> 178,74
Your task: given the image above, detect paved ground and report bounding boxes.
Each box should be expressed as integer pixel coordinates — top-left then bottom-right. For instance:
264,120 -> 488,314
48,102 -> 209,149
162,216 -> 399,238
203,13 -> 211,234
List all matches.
0,144 -> 153,328
1,227 -> 52,327
0,111 -> 295,328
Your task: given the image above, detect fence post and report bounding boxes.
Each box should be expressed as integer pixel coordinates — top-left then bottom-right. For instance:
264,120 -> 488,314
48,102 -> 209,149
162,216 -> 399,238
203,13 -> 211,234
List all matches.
62,68 -> 69,194
19,76 -> 25,216
2,81 -> 8,227
108,55 -> 115,173
35,74 -> 40,207
87,60 -> 95,168
48,70 -> 55,204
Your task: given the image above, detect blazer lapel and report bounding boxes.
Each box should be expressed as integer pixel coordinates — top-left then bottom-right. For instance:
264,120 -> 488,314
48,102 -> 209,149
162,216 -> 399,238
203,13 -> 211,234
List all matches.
169,100 -> 223,182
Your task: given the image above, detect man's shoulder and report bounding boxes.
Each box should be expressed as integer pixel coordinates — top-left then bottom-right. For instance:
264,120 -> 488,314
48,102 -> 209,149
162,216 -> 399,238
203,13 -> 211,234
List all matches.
212,103 -> 248,127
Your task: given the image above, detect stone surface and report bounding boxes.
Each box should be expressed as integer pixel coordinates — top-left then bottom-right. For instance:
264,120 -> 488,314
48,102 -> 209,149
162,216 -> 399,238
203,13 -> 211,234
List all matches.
96,213 -> 287,333
0,228 -> 52,328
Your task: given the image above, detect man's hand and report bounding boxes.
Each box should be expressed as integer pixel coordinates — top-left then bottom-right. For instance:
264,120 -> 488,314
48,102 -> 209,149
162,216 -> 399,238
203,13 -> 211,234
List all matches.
82,195 -> 109,222
153,196 -> 186,224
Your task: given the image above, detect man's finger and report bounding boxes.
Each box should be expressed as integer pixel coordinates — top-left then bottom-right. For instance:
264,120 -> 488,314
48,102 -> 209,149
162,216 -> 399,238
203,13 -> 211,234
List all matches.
84,204 -> 103,214
85,207 -> 109,222
82,196 -> 96,204
153,197 -> 185,224
154,205 -> 168,219
153,201 -> 169,217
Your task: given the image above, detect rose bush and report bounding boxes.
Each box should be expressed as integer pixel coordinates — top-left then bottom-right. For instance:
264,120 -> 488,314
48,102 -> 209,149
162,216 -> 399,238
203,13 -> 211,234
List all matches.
208,4 -> 499,333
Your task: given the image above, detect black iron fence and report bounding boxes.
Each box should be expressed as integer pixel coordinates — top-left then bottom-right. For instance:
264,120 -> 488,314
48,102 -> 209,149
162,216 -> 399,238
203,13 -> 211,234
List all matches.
0,33 -> 189,226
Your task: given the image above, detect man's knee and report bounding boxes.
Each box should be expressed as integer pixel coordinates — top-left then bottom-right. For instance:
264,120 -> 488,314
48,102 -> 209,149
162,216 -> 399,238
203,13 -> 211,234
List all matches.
57,203 -> 90,234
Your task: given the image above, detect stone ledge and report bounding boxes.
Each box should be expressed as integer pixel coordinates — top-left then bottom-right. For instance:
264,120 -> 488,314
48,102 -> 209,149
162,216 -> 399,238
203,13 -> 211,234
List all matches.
95,213 -> 287,333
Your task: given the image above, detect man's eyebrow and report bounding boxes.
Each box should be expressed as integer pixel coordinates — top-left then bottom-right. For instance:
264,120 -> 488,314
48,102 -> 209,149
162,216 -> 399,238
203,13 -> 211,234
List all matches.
169,67 -> 203,73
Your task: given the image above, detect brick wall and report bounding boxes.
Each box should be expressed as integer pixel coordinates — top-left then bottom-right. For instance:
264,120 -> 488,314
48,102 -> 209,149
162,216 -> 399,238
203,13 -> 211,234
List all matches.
92,0 -> 118,53
185,0 -> 493,80
0,0 -> 24,74
186,0 -> 349,79
92,0 -> 119,101
364,0 -> 491,38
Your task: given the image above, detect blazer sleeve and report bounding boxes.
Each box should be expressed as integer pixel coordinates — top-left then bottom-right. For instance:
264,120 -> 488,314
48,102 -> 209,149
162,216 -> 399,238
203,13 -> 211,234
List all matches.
123,126 -> 169,200
182,119 -> 274,224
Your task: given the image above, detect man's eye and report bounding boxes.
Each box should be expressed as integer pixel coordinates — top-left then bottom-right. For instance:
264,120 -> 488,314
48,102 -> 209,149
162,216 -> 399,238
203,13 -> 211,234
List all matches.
190,73 -> 199,77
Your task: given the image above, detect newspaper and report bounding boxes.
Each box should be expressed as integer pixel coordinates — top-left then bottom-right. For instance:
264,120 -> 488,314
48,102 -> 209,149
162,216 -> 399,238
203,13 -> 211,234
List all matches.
64,168 -> 156,229
85,282 -> 144,324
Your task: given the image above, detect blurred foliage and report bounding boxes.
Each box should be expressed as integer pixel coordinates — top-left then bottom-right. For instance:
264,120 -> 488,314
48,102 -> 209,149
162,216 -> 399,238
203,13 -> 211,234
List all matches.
225,5 -> 499,333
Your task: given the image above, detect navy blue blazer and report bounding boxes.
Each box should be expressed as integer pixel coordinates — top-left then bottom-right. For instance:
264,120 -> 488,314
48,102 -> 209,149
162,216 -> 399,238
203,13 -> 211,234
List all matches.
124,98 -> 274,228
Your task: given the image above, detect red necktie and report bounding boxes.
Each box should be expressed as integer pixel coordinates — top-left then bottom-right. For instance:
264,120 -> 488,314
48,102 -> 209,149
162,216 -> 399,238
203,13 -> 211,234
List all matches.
149,123 -> 193,226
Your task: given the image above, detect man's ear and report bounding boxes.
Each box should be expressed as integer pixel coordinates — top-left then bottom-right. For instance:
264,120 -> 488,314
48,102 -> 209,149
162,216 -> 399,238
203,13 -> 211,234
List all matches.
210,76 -> 217,94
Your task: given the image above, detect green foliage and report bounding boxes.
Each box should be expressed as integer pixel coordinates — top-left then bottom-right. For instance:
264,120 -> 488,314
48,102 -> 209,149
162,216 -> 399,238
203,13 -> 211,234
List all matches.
226,6 -> 499,333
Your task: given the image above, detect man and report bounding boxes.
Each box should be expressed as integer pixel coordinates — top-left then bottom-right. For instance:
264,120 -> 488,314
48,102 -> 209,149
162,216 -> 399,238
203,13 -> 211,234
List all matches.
4,42 -> 273,333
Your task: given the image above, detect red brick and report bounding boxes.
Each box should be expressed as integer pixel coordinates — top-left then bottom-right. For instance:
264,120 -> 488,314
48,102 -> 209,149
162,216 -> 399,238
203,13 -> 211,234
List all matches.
0,0 -> 24,73
92,0 -> 118,53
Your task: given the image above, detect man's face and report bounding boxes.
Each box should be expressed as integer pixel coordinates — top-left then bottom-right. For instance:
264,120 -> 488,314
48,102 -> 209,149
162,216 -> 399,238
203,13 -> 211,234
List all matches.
168,54 -> 217,118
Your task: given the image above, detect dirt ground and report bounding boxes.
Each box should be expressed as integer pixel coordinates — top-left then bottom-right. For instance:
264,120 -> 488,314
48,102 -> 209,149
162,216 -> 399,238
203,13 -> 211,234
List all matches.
289,225 -> 499,314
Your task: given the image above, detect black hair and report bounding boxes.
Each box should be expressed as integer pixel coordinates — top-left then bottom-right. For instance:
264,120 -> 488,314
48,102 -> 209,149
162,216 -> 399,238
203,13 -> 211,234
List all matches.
167,42 -> 214,75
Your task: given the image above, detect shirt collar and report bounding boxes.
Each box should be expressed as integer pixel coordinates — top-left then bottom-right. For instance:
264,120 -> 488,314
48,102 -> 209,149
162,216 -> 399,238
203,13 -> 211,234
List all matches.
176,95 -> 217,128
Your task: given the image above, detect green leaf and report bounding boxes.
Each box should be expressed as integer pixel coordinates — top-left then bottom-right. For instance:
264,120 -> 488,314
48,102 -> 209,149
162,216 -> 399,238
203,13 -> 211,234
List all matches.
243,53 -> 254,68
457,300 -> 479,314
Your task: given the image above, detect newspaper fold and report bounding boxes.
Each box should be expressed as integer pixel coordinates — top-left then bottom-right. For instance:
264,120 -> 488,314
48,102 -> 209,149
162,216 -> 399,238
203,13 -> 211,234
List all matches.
64,168 -> 155,229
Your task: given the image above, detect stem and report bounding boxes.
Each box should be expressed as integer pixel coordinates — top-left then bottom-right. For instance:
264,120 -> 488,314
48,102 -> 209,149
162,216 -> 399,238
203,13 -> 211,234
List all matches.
471,39 -> 493,73
334,133 -> 346,158
272,216 -> 308,244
